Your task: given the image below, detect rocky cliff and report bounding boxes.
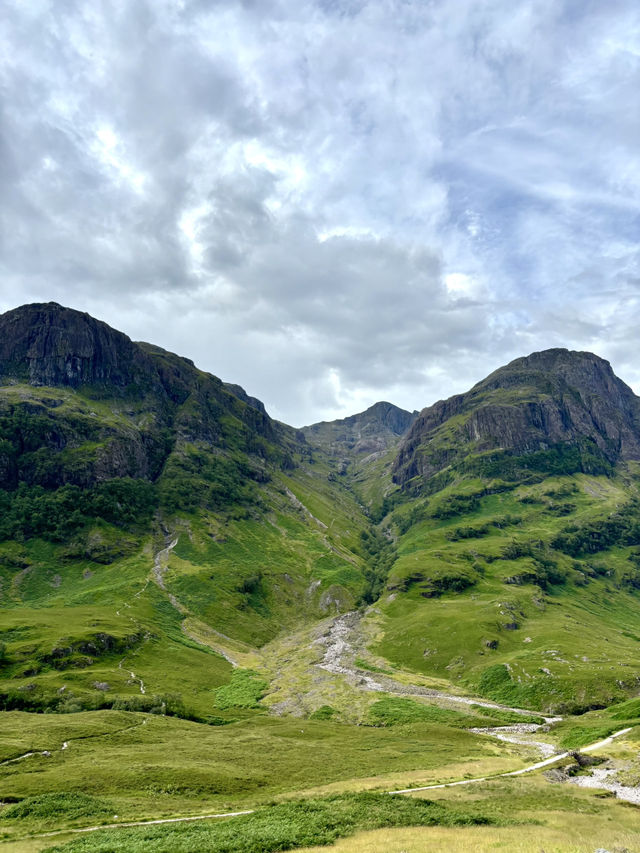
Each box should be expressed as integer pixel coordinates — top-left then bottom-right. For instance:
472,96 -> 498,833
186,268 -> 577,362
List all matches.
0,302 -> 160,392
0,303 -> 291,491
302,401 -> 417,457
393,349 -> 640,488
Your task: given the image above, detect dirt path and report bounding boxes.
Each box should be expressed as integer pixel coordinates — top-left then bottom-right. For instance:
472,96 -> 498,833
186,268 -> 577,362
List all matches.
24,809 -> 256,843
388,727 -> 633,795
0,718 -> 149,767
147,532 -> 249,668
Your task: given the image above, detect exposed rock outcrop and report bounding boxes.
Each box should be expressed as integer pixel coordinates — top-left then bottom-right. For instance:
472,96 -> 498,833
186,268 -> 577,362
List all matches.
303,401 -> 417,456
0,303 -> 291,490
0,303 -> 158,392
393,349 -> 640,488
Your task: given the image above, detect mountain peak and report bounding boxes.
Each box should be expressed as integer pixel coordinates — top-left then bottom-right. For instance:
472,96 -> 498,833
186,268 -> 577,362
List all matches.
0,302 -> 156,392
302,401 -> 417,458
393,347 -> 640,488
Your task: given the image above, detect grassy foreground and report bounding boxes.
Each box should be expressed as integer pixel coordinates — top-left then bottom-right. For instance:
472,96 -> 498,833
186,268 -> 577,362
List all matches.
40,793 -> 495,853
0,709 -> 522,845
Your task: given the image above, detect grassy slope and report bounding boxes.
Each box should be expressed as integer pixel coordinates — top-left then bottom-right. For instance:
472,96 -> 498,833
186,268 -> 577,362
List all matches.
0,452 -> 374,720
370,470 -> 640,711
164,463 -> 369,645
5,372 -> 640,851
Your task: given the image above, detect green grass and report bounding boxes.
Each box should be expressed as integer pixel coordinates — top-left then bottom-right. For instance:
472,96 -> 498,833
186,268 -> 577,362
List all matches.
215,670 -> 268,710
354,658 -> 391,674
373,472 -> 640,711
0,709 -> 518,838
43,793 -> 496,853
367,697 -> 486,728
2,792 -> 113,822
365,697 -> 544,729
0,451 -> 377,720
547,697 -> 640,749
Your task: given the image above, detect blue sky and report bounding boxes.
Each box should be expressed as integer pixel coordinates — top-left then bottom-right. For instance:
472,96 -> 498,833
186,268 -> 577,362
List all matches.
1,0 -> 638,425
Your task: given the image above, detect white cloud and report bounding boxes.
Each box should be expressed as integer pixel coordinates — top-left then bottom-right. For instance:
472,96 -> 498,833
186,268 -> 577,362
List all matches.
0,0 -> 638,424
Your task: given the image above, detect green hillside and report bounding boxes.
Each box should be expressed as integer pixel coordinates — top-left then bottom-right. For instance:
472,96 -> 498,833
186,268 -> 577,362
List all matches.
2,306 -> 640,852
372,469 -> 640,712
0,305 -> 372,723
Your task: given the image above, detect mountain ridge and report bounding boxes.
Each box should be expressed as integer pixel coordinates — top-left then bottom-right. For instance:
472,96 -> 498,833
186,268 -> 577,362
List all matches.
2,302 -> 640,718
393,347 -> 640,490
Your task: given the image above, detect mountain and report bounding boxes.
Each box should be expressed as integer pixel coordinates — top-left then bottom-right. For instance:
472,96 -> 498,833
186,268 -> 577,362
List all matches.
302,401 -> 417,459
393,348 -> 640,490
0,303 -> 371,720
4,308 -> 640,846
2,309 -> 640,719
301,401 -> 417,509
0,302 -> 157,391
0,303 -> 292,492
363,349 -> 640,712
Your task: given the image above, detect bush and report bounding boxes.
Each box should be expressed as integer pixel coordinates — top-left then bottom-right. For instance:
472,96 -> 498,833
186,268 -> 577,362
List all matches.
2,792 -> 113,821
430,493 -> 480,520
309,705 -> 337,720
551,502 -> 640,557
0,478 -> 157,543
215,669 -> 267,710
445,525 -> 489,541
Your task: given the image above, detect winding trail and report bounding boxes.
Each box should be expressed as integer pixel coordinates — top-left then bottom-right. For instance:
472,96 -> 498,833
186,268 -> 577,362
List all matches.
388,727 -> 633,794
0,717 -> 149,767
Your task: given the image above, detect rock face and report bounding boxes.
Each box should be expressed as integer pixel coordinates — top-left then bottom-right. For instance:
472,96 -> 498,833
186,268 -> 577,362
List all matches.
302,401 -> 418,456
0,303 -> 287,490
223,383 -> 267,415
0,303 -> 158,391
393,349 -> 640,488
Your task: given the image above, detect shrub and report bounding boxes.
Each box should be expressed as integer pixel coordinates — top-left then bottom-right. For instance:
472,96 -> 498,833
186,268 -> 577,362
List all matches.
215,669 -> 267,710
2,792 -> 113,821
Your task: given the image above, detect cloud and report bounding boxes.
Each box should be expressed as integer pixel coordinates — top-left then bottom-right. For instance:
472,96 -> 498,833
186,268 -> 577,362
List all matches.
0,0 -> 638,424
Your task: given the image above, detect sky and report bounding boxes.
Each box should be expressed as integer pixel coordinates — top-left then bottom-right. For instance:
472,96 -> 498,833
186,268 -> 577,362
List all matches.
1,0 -> 639,426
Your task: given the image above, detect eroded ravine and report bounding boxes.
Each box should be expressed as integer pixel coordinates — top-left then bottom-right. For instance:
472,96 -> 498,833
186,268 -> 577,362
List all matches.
317,610 -> 561,755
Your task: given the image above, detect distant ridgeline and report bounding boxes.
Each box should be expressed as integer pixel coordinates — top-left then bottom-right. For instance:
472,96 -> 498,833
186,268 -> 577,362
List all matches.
1,303 -> 640,546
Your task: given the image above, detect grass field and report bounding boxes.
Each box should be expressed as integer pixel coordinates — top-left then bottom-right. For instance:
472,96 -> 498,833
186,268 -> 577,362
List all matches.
0,709 -> 526,844
2,722 -> 639,852
4,408 -> 640,852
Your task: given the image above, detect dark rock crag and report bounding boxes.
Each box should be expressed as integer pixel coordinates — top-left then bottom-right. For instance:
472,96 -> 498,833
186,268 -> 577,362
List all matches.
303,401 -> 417,457
0,302 -> 289,490
0,302 -> 158,391
393,349 -> 640,488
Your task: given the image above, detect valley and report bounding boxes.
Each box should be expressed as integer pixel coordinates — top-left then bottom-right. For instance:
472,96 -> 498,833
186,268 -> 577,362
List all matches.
2,304 -> 640,851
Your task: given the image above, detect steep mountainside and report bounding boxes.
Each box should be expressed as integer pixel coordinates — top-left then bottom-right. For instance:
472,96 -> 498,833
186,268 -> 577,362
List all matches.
0,302 -> 158,391
303,401 -> 416,458
0,304 -> 371,719
2,309 -> 640,721
394,349 -> 640,491
359,349 -> 640,712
